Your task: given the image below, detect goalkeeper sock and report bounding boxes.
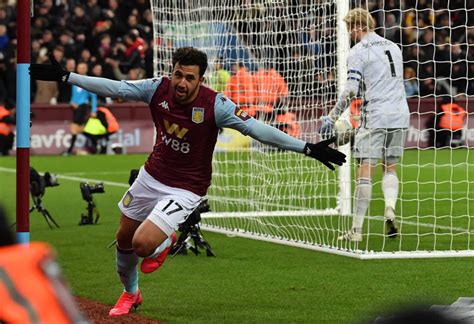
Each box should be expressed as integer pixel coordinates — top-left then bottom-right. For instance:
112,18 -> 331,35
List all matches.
353,178 -> 372,230
146,237 -> 171,259
382,171 -> 399,211
68,134 -> 77,154
116,245 -> 139,293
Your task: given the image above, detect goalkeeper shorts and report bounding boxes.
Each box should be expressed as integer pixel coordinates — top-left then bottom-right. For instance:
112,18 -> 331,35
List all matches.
353,128 -> 406,161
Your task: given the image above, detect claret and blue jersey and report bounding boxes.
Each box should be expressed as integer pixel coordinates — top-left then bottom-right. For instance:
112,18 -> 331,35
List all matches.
67,73 -> 307,196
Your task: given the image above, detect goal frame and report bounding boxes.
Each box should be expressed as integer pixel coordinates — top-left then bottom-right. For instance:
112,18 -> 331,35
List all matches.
151,0 -> 474,259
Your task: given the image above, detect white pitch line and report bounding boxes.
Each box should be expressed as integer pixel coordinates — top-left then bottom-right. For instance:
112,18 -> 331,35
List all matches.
55,174 -> 129,188
62,171 -> 129,176
1,166 -> 473,233
0,167 -> 129,188
1,166 -> 471,196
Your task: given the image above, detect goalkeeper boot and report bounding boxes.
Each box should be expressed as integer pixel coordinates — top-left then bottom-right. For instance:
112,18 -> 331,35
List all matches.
140,232 -> 176,274
337,230 -> 362,242
384,207 -> 398,238
109,289 -> 142,316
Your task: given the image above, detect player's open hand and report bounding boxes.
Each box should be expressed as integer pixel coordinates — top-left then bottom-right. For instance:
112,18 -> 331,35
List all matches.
29,55 -> 70,82
304,137 -> 346,171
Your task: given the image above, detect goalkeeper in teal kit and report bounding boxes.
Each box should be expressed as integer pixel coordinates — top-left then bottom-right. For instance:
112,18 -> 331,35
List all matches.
30,47 -> 346,316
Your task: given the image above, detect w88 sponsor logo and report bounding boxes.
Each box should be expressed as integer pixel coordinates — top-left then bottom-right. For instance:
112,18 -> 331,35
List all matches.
161,132 -> 190,154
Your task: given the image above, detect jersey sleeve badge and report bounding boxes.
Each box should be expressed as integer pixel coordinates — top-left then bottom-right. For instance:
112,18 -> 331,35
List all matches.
234,107 -> 251,121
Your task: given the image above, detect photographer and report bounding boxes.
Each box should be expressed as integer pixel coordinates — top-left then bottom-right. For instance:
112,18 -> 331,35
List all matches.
82,106 -> 119,154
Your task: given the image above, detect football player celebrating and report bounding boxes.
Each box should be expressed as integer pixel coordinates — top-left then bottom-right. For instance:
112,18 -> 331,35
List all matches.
30,47 -> 346,316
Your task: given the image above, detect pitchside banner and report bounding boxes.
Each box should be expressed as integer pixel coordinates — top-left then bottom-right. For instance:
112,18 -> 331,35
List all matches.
23,121 -> 155,155
19,114 -> 474,155
9,101 -> 472,155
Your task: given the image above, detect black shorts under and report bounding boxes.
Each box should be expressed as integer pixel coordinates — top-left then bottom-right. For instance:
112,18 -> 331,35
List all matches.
72,104 -> 89,125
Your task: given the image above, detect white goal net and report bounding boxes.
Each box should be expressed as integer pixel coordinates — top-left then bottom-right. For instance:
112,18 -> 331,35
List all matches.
151,0 -> 474,259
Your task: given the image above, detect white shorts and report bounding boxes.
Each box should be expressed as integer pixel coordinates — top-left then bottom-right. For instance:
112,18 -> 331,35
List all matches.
118,167 -> 203,236
353,128 -> 406,162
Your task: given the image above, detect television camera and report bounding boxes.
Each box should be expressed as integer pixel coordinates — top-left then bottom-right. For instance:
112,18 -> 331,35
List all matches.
79,182 -> 105,225
29,167 -> 60,228
170,199 -> 215,257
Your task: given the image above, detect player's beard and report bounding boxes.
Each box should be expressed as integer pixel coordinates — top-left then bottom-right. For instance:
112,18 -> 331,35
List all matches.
174,85 -> 199,104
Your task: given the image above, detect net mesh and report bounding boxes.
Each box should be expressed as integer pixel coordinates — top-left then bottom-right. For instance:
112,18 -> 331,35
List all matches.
151,0 -> 474,258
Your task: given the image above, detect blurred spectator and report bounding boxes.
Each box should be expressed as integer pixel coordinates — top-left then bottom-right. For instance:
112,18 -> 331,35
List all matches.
207,57 -> 230,93
224,62 -> 258,117
57,58 -> 76,103
141,9 -> 154,42
105,57 -> 145,81
34,45 -> 65,104
82,106 -> 120,154
86,0 -> 102,23
34,56 -> 59,104
58,30 -> 77,59
285,48 -> 313,101
66,62 -> 97,155
126,14 -> 146,39
435,97 -> 467,148
254,63 -> 288,121
404,67 -> 418,97
67,4 -> 92,44
39,30 -> 55,53
0,101 -> 15,156
382,13 -> 401,44
119,30 -> 145,73
0,24 -> 9,51
79,48 -> 95,68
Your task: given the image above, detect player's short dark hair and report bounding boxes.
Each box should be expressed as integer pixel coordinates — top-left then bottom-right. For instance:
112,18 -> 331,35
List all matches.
172,47 -> 208,77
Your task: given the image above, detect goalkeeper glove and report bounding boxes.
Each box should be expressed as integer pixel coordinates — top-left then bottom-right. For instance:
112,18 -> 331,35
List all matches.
29,55 -> 70,82
319,116 -> 334,140
304,137 -> 346,171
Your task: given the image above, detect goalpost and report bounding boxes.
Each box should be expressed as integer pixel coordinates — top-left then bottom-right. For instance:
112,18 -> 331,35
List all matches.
150,1 -> 474,259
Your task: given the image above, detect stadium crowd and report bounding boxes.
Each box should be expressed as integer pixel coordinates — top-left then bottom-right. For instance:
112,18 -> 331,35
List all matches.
0,0 -> 472,106
0,0 -> 154,107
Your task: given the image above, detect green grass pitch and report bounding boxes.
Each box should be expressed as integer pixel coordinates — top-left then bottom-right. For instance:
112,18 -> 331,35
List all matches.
0,150 -> 472,323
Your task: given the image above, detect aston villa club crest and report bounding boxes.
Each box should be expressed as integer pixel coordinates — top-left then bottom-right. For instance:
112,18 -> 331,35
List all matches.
192,107 -> 205,124
122,191 -> 133,207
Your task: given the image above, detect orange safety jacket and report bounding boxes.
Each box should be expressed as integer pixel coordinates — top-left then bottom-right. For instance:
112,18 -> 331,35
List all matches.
254,68 -> 288,114
439,103 -> 466,131
97,107 -> 119,134
224,67 -> 258,117
350,98 -> 362,129
0,242 -> 87,324
0,106 -> 13,136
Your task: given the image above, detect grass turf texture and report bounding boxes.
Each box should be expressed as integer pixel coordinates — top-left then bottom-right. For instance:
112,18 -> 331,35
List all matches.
0,150 -> 472,323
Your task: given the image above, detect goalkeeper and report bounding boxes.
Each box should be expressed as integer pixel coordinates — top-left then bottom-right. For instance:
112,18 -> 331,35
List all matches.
320,8 -> 410,242
30,47 -> 346,317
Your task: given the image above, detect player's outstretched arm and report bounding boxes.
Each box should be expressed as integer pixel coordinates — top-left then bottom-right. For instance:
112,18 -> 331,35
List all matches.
30,56 -> 162,103
214,94 -> 346,170
245,120 -> 346,171
303,137 -> 346,171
